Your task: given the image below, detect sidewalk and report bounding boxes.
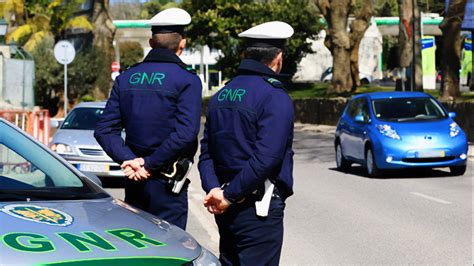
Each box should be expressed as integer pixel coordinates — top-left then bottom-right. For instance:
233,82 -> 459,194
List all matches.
469,143 -> 473,161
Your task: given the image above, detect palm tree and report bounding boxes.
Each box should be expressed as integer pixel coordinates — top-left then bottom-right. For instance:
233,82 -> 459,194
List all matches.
4,0 -> 93,52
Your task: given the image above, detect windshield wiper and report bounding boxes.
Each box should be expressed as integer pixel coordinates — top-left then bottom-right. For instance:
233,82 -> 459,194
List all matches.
396,117 -> 420,122
0,193 -> 42,201
0,189 -> 108,201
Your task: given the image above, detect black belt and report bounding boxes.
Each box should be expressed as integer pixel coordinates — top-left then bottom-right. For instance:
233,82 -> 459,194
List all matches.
236,186 -> 282,204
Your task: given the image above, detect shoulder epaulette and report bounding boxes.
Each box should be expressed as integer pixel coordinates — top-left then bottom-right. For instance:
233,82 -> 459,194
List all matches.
127,62 -> 142,70
264,77 -> 285,89
181,65 -> 197,74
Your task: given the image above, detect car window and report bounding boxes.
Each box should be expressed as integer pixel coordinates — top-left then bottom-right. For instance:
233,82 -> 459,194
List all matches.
347,98 -> 370,122
372,97 -> 447,122
0,144 -> 49,188
0,121 -> 107,199
347,99 -> 360,118
61,107 -> 104,130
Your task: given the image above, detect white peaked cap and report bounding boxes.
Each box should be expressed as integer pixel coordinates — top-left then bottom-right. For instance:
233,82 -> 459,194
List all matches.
238,21 -> 294,39
147,8 -> 191,26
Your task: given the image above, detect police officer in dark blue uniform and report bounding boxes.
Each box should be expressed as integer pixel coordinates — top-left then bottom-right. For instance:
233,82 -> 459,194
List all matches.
94,8 -> 202,230
199,21 -> 295,265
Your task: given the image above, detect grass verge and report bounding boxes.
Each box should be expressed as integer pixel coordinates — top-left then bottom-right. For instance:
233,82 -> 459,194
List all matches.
288,83 -> 474,102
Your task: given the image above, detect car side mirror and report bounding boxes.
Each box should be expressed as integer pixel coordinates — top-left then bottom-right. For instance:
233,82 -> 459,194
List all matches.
448,112 -> 456,118
354,115 -> 365,123
50,119 -> 63,129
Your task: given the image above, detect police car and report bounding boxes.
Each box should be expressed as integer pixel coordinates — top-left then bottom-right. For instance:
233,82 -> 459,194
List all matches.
0,118 -> 219,265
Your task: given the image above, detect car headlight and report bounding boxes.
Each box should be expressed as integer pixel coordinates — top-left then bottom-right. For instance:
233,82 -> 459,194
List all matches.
51,143 -> 74,154
449,122 -> 461,137
376,124 -> 401,140
192,247 -> 220,266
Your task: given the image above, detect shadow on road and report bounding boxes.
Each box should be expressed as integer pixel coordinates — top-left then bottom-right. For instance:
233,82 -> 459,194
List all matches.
329,166 -> 458,179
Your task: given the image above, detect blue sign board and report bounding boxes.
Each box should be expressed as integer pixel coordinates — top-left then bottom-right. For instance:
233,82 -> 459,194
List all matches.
462,0 -> 474,30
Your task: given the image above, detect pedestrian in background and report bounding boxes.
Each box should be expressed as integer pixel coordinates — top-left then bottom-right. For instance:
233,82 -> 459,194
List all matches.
94,8 -> 202,230
198,21 -> 295,265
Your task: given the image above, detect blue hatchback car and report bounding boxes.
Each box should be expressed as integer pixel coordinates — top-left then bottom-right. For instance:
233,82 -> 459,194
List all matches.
335,92 -> 468,177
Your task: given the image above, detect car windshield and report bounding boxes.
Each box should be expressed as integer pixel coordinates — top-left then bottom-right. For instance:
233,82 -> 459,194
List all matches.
372,97 -> 447,122
0,120 -> 108,201
61,107 -> 104,130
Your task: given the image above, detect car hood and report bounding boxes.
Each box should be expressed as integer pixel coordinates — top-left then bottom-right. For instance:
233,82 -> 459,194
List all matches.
51,129 -> 100,147
372,118 -> 467,147
374,118 -> 454,136
0,198 -> 201,265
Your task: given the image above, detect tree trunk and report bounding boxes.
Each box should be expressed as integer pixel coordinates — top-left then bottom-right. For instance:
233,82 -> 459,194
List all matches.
317,0 -> 353,94
439,0 -> 466,100
317,0 -> 374,94
349,1 -> 374,92
413,0 -> 423,91
397,0 -> 423,91
332,46 -> 352,93
398,0 -> 413,68
92,0 -> 116,98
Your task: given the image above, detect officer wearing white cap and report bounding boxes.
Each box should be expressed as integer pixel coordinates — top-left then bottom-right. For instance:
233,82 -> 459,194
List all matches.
199,21 -> 295,265
95,7 -> 202,230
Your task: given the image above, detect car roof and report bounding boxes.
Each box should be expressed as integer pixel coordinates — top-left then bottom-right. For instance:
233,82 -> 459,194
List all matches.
72,101 -> 106,109
353,91 -> 431,100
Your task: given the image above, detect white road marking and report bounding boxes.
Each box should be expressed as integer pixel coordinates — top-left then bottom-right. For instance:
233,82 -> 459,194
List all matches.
410,192 -> 452,205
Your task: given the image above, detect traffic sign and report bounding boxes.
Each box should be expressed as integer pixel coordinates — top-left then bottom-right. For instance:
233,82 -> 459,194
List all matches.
54,41 -> 76,65
111,61 -> 120,72
54,40 -> 75,117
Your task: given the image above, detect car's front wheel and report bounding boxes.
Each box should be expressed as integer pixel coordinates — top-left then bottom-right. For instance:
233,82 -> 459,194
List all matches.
449,165 -> 467,176
336,143 -> 351,171
366,147 -> 382,178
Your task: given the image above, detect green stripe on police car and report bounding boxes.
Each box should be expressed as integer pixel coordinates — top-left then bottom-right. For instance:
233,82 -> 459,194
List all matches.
1,228 -> 165,253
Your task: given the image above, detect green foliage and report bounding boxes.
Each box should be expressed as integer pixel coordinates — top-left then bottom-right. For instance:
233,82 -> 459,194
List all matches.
80,94 -> 96,102
181,0 -> 323,79
373,0 -> 445,16
418,0 -> 445,13
140,0 -> 176,19
30,36 -> 105,106
119,41 -> 144,70
374,0 -> 398,16
287,82 -> 474,101
30,36 -> 62,105
6,0 -> 93,51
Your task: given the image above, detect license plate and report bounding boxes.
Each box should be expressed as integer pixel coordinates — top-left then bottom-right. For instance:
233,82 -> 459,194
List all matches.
417,150 -> 445,158
78,164 -> 109,173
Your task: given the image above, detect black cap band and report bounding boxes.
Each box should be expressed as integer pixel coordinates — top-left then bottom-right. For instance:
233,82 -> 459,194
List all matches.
151,25 -> 185,36
245,38 -> 286,49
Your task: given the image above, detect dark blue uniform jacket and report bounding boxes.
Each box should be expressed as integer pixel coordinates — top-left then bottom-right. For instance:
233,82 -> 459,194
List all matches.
94,48 -> 202,171
199,59 -> 294,202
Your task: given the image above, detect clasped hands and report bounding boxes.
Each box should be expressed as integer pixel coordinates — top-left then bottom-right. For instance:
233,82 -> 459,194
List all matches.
121,157 -> 150,181
121,159 -> 229,213
203,188 -> 230,215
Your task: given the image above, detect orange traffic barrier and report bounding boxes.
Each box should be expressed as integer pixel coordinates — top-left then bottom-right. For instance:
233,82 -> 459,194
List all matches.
0,109 -> 51,145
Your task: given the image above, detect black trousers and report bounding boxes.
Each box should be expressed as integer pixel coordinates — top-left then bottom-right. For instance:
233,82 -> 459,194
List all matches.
215,196 -> 285,266
124,177 -> 188,230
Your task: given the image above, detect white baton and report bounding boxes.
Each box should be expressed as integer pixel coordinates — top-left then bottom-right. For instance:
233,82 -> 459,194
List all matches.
255,179 -> 274,217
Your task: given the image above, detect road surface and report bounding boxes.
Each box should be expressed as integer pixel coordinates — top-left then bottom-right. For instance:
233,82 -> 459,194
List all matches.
106,123 -> 473,265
